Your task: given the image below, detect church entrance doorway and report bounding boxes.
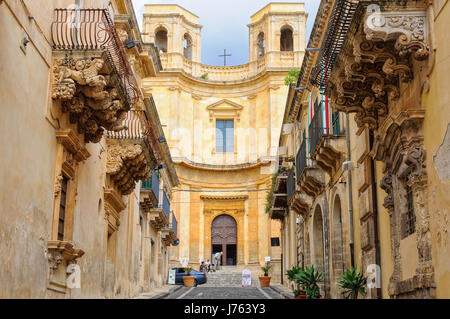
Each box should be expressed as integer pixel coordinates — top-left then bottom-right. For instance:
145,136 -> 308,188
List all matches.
211,215 -> 237,266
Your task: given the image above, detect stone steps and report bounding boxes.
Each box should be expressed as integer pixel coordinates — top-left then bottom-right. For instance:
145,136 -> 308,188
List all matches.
203,267 -> 261,287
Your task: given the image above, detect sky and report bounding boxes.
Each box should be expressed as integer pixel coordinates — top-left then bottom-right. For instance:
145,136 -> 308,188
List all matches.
131,0 -> 320,66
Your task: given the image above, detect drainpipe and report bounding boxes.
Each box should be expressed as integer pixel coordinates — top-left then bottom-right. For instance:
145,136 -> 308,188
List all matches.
369,130 -> 382,299
346,114 -> 355,268
280,224 -> 284,285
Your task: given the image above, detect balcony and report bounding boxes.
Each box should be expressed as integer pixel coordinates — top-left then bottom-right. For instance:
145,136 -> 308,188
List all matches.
309,107 -> 346,177
51,8 -> 139,143
295,139 -> 325,200
287,168 -> 295,202
161,212 -> 178,246
140,169 -> 160,213
286,159 -> 311,215
162,191 -> 171,222
268,167 -> 290,220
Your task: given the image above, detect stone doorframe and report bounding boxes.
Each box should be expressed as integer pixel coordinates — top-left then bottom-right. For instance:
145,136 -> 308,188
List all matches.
375,110 -> 435,298
201,195 -> 247,266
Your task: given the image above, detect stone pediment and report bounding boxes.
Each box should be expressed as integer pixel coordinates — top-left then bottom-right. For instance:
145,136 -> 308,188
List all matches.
206,99 -> 244,122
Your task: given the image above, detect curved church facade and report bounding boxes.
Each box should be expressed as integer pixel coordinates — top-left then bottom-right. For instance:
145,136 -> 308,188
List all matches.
142,3 -> 307,278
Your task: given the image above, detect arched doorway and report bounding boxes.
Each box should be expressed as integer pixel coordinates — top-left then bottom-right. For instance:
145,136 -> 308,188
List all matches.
332,195 -> 345,298
332,195 -> 345,277
211,215 -> 237,266
313,205 -> 325,273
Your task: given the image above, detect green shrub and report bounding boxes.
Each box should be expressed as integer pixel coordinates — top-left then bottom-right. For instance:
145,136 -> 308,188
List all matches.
284,68 -> 300,86
337,267 -> 366,299
294,266 -> 324,299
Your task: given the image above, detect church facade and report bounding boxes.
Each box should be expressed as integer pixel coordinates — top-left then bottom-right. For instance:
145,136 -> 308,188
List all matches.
142,3 -> 307,278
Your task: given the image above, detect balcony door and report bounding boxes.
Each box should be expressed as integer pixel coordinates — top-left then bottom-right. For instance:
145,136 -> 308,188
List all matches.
211,215 -> 237,266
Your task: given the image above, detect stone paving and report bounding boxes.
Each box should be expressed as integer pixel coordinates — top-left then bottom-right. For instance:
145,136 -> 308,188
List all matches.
202,267 -> 260,287
165,286 -> 285,299
163,267 -> 287,299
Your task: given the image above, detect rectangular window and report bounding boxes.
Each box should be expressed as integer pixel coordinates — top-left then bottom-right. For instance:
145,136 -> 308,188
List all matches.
58,175 -> 69,241
216,120 -> 234,153
271,237 -> 280,247
404,185 -> 416,238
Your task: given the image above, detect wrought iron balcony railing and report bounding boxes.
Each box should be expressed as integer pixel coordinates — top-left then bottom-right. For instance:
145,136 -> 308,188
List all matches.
162,191 -> 171,222
309,106 -> 344,155
51,8 -> 139,106
309,106 -> 327,155
296,139 -> 307,183
142,169 -> 160,202
287,169 -> 295,202
171,212 -> 178,237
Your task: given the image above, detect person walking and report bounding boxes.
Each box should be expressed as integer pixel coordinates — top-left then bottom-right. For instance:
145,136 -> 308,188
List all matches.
206,259 -> 211,273
213,251 -> 223,271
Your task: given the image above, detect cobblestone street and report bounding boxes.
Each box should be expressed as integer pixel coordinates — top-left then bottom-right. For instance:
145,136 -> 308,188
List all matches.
165,287 -> 285,299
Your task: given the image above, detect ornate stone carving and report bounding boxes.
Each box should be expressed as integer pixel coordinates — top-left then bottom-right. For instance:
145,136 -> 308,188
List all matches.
52,57 -> 129,143
372,111 -> 435,298
327,3 -> 429,130
54,174 -> 64,197
47,250 -> 63,273
47,240 -> 85,274
106,140 -> 151,195
380,169 -> 394,211
364,4 -> 429,61
56,129 -> 91,162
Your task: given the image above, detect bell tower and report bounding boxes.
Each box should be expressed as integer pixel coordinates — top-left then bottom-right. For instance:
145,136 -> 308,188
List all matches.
248,3 -> 306,67
143,4 -> 202,67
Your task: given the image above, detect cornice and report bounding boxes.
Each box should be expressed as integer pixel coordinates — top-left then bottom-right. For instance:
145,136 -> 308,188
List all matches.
173,156 -> 274,172
200,195 -> 249,201
104,188 -> 126,215
143,12 -> 202,29
144,71 -> 287,97
56,129 -> 90,162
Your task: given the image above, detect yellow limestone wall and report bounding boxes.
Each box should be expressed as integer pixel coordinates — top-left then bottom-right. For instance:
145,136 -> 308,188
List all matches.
421,1 -> 450,299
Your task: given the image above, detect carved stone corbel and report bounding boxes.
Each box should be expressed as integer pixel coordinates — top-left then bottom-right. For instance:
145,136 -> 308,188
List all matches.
364,4 -> 430,61
52,56 -> 130,143
106,140 -> 152,195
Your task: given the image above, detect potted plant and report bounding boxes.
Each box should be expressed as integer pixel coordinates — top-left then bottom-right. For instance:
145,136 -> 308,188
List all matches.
337,267 -> 366,299
182,267 -> 195,287
287,266 -> 306,299
259,263 -> 272,287
294,265 -> 324,299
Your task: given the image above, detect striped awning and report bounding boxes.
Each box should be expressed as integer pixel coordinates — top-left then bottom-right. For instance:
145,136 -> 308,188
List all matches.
106,110 -> 144,140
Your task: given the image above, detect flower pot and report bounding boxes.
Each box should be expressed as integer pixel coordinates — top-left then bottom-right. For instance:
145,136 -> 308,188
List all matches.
295,292 -> 307,299
182,276 -> 195,287
258,276 -> 271,287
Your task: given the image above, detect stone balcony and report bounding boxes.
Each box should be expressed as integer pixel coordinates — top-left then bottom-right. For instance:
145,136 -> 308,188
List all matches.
311,135 -> 346,177
295,139 -> 325,201
149,207 -> 169,231
51,8 -> 139,143
161,226 -> 177,246
309,108 -> 346,178
161,213 -> 178,246
269,207 -> 287,220
268,169 -> 290,220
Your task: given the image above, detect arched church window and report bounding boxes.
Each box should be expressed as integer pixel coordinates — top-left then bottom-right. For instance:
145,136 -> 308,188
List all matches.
155,28 -> 168,53
257,32 -> 265,58
183,33 -> 192,60
280,26 -> 293,51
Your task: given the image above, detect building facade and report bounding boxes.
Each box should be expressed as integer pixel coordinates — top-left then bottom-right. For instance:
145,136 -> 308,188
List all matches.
141,3 -> 307,280
0,0 -> 178,298
273,0 -> 450,299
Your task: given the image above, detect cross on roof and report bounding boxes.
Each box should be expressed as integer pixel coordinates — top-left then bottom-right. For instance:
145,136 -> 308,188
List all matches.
218,49 -> 232,66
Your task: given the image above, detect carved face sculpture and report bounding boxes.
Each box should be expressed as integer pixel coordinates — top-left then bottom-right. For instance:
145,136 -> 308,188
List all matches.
75,60 -> 86,71
94,59 -> 104,71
